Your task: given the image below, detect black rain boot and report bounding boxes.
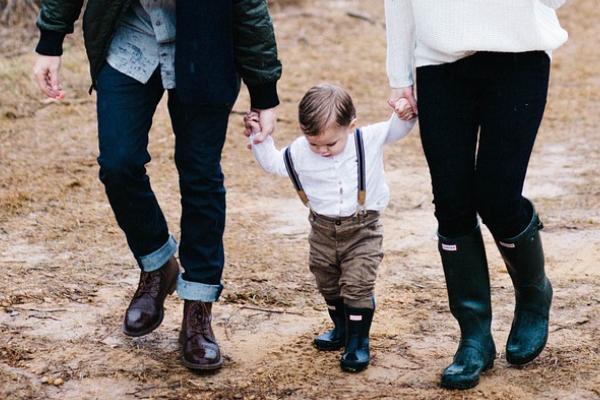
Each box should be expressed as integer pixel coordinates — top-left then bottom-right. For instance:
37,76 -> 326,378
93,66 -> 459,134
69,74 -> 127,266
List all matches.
439,226 -> 496,390
340,303 -> 374,372
314,298 -> 346,351
494,199 -> 552,365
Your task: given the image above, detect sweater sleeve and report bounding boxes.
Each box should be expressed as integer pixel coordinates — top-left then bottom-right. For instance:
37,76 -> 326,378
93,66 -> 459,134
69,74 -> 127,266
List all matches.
385,0 -> 416,88
539,0 -> 566,9
250,135 -> 289,177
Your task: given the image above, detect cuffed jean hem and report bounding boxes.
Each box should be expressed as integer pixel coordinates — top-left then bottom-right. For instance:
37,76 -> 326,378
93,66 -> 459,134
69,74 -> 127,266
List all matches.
176,275 -> 223,302
138,234 -> 178,272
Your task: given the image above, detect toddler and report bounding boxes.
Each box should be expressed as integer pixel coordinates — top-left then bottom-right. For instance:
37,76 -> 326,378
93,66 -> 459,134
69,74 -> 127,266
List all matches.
245,83 -> 415,372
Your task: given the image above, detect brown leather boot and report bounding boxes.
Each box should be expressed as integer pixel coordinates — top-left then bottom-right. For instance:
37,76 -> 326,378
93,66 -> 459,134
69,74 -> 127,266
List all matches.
180,300 -> 223,370
123,257 -> 179,337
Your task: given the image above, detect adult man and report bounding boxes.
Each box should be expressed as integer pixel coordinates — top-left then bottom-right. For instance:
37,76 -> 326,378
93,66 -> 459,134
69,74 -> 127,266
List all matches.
33,0 -> 281,370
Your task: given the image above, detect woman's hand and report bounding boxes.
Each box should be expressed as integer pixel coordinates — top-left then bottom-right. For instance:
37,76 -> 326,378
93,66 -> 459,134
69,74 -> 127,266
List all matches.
388,97 -> 416,120
388,86 -> 417,120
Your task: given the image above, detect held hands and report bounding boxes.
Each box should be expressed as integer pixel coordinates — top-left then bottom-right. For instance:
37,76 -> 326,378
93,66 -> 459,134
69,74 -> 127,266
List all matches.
388,97 -> 416,120
243,107 -> 276,149
33,55 -> 65,100
243,111 -> 262,149
388,86 -> 417,121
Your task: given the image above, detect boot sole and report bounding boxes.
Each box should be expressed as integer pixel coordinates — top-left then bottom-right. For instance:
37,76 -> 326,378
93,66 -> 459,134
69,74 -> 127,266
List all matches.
340,363 -> 368,373
440,360 -> 494,390
340,360 -> 369,373
181,356 -> 224,371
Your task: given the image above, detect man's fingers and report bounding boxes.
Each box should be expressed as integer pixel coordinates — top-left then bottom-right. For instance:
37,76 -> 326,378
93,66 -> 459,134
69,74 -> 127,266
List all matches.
258,109 -> 277,136
251,107 -> 277,139
49,67 -> 60,92
260,120 -> 274,137
33,55 -> 63,99
34,70 -> 46,93
35,69 -> 53,98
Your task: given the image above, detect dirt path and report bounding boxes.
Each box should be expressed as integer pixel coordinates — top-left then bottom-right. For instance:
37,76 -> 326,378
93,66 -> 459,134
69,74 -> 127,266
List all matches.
1,1 -> 598,399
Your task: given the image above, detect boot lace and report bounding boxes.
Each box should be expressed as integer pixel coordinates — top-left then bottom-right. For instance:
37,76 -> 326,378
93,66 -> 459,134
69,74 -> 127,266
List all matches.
134,271 -> 161,298
188,302 -> 212,336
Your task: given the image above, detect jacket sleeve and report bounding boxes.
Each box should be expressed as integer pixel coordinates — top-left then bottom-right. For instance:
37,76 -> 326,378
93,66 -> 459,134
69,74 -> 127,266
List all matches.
35,0 -> 85,56
233,0 -> 283,110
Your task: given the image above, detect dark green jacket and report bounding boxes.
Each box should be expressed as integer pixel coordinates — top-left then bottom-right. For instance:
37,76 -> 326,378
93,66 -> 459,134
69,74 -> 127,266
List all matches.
36,0 -> 282,108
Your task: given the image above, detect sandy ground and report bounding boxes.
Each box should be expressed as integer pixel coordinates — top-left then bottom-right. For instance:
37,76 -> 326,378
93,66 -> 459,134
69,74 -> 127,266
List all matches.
0,1 -> 598,399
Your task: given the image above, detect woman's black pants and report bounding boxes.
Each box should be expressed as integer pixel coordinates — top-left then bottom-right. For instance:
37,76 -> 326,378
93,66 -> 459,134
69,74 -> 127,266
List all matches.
416,51 -> 550,239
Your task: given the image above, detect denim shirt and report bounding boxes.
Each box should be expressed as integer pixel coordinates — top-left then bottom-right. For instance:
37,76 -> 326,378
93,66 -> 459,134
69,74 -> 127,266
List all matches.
106,0 -> 176,89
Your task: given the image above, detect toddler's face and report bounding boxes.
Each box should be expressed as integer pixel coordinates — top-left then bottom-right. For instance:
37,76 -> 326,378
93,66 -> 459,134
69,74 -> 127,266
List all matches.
306,120 -> 357,158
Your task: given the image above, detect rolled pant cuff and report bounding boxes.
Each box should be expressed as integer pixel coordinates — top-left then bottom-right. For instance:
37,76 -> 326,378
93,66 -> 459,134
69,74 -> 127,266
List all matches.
139,234 -> 178,272
176,275 -> 223,302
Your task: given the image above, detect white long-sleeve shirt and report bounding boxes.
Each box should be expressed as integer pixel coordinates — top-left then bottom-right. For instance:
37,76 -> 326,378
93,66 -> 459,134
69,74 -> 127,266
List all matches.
251,115 -> 416,217
385,0 -> 569,88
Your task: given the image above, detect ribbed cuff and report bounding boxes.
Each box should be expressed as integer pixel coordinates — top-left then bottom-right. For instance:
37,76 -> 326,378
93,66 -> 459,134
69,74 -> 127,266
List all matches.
248,81 -> 279,110
35,29 -> 67,56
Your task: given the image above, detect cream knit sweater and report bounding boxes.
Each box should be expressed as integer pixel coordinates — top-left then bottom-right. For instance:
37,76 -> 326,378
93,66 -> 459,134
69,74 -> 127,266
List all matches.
385,0 -> 569,88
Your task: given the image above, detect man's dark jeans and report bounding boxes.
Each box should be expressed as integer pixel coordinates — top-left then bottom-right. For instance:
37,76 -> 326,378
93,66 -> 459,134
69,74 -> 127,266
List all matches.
96,64 -> 231,301
416,51 -> 550,239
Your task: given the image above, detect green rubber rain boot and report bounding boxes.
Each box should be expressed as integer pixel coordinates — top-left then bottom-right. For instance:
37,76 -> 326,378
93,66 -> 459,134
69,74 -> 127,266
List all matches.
314,298 -> 346,351
439,225 -> 496,390
495,199 -> 552,365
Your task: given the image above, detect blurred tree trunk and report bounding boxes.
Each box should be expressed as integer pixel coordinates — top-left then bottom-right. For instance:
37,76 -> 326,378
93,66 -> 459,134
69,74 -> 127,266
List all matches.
1,0 -> 40,26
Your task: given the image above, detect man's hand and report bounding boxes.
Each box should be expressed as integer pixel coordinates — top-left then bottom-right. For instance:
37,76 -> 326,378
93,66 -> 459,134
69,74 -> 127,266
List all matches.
33,55 -> 65,100
249,107 -> 277,144
243,111 -> 261,149
388,86 -> 417,120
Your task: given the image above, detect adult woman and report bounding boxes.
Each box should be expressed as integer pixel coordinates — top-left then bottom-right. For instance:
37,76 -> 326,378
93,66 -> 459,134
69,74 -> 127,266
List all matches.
384,0 -> 568,390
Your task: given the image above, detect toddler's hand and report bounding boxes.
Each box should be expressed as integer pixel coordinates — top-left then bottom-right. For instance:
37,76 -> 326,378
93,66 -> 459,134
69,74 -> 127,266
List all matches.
388,97 -> 416,121
243,111 -> 261,149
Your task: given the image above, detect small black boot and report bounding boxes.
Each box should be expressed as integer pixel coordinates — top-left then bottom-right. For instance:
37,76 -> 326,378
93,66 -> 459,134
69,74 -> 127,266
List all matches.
340,303 -> 374,372
440,226 -> 496,390
495,199 -> 552,365
314,298 -> 346,351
